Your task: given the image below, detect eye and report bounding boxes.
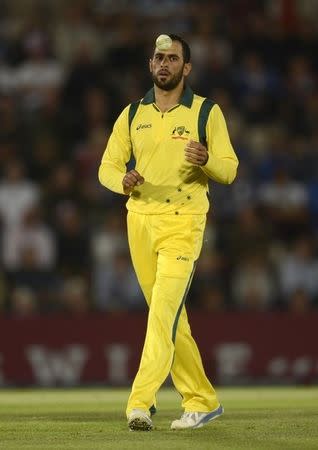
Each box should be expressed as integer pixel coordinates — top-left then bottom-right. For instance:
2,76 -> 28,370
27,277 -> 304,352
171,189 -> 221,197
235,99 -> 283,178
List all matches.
170,56 -> 178,62
154,54 -> 163,61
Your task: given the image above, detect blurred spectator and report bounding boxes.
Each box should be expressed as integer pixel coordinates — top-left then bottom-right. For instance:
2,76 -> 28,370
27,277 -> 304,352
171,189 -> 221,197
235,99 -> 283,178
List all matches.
0,93 -> 24,143
277,236 -> 318,302
0,138 -> 16,168
60,276 -> 90,315
194,33 -> 233,96
93,251 -> 143,311
28,134 -> 63,185
62,39 -> 104,117
2,206 -> 56,271
231,253 -> 277,311
233,52 -> 279,124
80,87 -> 111,139
0,271 -> 7,313
286,56 -> 315,100
219,206 -> 273,265
196,285 -> 225,312
54,3 -> 103,65
210,158 -> 255,222
25,88 -> 70,174
10,287 -> 38,317
258,167 -> 309,240
0,159 -> 40,228
73,126 -> 109,208
226,163 -> 256,214
287,288 -> 312,315
190,251 -> 227,306
0,58 -> 15,93
307,177 -> 318,228
55,203 -> 91,276
44,164 -> 86,225
16,30 -> 64,111
91,212 -> 127,268
7,246 -> 60,312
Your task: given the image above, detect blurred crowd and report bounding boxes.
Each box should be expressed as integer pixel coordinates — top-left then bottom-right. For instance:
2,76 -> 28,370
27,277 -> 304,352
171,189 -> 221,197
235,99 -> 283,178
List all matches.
0,0 -> 317,316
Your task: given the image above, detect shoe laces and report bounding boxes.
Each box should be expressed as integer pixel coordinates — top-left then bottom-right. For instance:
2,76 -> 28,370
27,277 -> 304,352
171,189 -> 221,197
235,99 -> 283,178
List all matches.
180,412 -> 196,421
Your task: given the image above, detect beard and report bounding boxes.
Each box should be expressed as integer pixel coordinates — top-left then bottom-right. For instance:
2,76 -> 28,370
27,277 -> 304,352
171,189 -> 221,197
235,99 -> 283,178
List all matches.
152,66 -> 184,91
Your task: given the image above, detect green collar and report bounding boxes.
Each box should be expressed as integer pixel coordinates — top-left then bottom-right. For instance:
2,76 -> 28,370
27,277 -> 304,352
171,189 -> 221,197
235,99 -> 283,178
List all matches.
141,85 -> 194,108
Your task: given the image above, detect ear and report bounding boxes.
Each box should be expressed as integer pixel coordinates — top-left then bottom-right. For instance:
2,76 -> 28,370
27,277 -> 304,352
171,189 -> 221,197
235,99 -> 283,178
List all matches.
149,58 -> 153,73
183,62 -> 192,77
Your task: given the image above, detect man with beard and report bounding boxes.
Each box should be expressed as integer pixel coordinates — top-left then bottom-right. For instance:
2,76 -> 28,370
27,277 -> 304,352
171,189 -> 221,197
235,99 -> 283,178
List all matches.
99,34 -> 238,431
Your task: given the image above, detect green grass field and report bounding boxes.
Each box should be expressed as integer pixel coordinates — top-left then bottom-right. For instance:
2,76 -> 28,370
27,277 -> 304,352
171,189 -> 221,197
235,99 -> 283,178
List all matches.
0,387 -> 317,449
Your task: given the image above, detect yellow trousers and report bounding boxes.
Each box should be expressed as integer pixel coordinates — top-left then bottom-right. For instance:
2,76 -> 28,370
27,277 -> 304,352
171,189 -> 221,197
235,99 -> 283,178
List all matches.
126,211 -> 219,416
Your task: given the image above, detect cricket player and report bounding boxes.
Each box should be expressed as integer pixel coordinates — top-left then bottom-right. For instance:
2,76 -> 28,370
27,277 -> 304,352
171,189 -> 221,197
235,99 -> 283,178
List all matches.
98,34 -> 238,431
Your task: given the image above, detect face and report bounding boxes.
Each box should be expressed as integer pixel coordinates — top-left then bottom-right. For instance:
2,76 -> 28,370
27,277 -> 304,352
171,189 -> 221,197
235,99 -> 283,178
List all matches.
149,41 -> 191,91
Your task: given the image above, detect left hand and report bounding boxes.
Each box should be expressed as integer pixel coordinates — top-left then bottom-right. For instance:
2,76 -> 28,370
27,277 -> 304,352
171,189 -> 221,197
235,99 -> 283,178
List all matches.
185,140 -> 209,166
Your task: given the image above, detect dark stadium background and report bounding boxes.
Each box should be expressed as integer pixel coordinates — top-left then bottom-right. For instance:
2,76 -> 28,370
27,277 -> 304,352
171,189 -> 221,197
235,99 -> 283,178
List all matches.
0,0 -> 317,386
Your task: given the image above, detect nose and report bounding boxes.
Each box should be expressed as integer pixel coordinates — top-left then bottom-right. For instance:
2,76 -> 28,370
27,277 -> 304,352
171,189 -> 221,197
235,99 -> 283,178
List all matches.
160,55 -> 169,66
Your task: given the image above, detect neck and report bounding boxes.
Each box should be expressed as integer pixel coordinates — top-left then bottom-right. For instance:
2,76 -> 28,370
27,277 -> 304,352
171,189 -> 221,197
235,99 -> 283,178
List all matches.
154,82 -> 185,112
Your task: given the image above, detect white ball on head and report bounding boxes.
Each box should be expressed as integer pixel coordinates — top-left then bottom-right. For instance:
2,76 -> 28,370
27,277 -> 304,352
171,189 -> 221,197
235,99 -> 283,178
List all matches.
155,34 -> 172,51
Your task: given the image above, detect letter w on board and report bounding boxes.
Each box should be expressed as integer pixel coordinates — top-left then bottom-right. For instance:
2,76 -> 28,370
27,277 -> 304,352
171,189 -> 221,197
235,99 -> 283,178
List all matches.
26,345 -> 88,386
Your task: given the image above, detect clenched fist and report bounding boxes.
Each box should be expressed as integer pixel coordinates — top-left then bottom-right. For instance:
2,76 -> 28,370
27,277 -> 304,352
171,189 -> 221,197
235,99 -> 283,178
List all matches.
185,140 -> 209,166
122,169 -> 144,194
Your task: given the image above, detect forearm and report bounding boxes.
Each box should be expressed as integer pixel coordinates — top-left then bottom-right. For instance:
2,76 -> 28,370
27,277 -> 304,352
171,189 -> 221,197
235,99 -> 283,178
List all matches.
98,105 -> 132,195
202,155 -> 238,184
203,104 -> 239,184
98,160 -> 127,195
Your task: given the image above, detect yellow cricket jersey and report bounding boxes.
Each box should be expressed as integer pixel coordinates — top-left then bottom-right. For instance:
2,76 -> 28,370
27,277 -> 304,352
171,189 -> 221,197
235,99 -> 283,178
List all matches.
98,86 -> 239,214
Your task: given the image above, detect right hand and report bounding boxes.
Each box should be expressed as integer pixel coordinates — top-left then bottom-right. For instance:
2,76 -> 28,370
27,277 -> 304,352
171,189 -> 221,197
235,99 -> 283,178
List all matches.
122,170 -> 144,194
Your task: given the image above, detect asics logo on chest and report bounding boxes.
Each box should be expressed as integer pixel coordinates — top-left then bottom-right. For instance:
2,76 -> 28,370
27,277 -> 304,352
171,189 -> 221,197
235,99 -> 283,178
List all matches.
136,123 -> 152,130
177,255 -> 190,262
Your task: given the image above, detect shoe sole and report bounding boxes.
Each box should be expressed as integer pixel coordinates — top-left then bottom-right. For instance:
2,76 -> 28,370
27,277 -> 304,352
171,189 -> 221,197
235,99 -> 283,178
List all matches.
128,417 -> 153,431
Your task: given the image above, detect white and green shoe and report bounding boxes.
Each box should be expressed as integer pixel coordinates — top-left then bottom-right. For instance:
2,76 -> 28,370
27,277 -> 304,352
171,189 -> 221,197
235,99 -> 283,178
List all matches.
171,404 -> 224,430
